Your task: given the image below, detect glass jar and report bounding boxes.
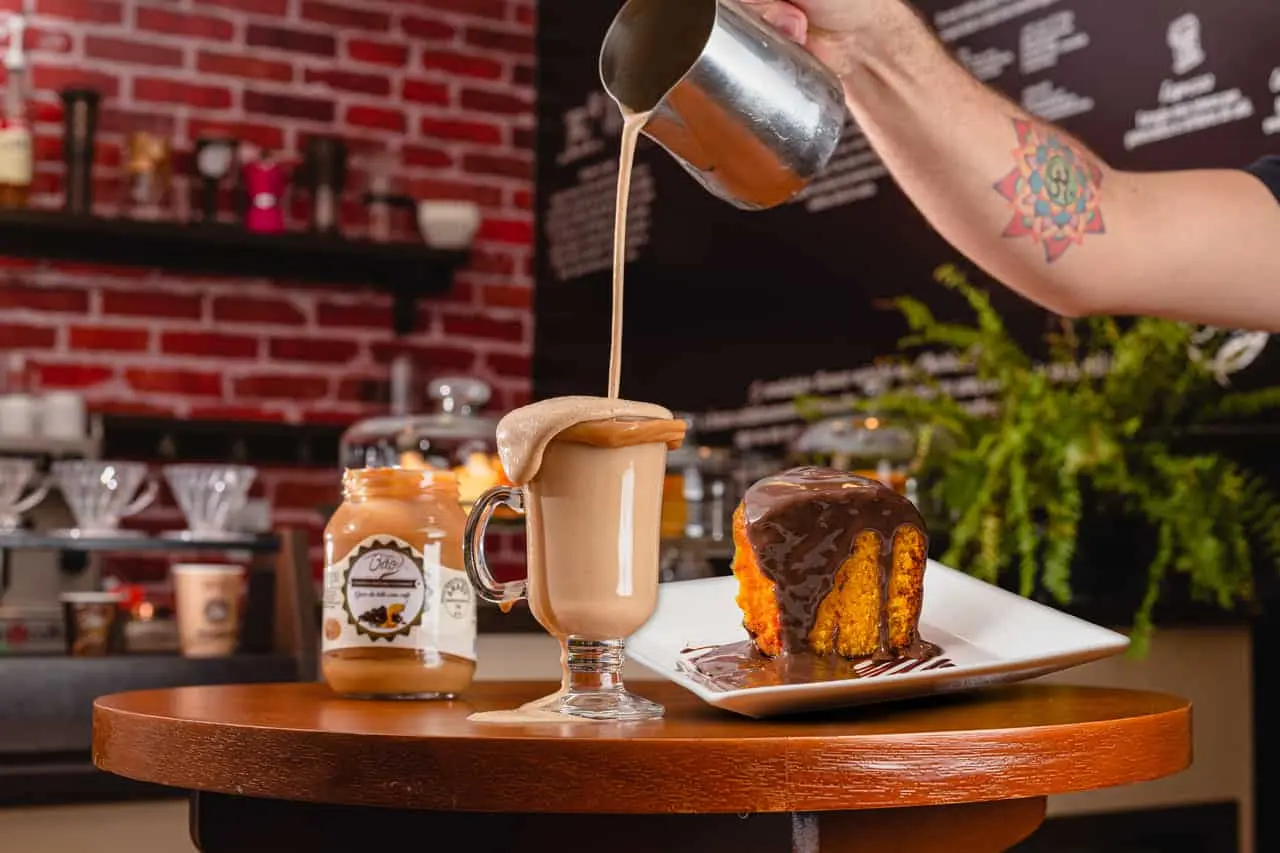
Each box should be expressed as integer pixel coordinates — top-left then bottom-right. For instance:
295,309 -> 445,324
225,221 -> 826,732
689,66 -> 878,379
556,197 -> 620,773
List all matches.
123,130 -> 171,219
338,376 -> 509,515
321,468 -> 476,699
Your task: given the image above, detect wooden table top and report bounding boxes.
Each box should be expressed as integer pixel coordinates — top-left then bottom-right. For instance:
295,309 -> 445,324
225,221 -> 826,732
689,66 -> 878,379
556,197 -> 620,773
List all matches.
93,681 -> 1191,814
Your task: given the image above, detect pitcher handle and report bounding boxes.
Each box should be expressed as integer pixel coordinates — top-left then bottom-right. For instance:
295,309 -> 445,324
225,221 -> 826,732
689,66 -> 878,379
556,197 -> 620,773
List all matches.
11,475 -> 51,514
122,477 -> 159,517
463,485 -> 527,606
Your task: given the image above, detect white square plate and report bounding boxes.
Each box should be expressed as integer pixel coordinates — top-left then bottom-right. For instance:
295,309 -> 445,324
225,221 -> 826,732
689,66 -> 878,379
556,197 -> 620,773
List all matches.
627,560 -> 1130,718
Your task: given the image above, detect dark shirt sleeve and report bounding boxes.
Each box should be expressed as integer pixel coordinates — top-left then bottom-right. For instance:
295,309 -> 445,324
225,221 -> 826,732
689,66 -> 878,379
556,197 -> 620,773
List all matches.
1246,156 -> 1280,203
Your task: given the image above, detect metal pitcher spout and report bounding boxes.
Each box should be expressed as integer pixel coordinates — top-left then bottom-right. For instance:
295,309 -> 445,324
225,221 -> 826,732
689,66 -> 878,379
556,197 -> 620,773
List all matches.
600,0 -> 846,211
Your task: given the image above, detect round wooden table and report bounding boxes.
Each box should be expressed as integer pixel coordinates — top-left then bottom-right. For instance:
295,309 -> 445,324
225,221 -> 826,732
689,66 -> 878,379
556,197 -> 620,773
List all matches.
93,681 -> 1191,853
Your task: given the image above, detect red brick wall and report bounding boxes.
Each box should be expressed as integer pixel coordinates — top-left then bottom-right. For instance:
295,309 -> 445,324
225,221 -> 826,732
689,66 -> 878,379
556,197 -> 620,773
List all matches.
0,0 -> 535,578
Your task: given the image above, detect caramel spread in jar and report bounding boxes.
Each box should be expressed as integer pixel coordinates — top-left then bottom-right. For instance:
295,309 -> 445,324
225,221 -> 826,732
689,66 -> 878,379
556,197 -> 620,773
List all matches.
322,468 -> 476,699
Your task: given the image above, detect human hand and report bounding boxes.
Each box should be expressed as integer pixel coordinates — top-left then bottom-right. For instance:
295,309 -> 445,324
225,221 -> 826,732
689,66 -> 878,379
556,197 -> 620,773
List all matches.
739,0 -> 866,70
740,0 -> 912,77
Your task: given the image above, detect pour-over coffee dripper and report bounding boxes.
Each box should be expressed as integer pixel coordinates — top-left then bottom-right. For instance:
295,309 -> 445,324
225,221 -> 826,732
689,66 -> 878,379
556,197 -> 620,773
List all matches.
50,460 -> 158,538
0,458 -> 51,533
161,464 -> 257,542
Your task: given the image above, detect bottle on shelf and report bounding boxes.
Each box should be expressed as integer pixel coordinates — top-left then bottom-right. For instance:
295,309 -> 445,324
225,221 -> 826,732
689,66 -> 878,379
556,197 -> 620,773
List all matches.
60,87 -> 101,215
0,10 -> 33,209
361,148 -> 397,243
298,134 -> 348,234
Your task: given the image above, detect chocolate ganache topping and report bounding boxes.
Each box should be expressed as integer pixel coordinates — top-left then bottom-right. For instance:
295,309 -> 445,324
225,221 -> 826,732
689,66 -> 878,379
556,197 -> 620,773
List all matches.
741,466 -> 928,657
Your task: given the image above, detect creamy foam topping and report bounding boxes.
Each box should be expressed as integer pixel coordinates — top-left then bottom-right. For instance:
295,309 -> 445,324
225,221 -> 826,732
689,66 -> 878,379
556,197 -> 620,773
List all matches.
496,395 -> 673,485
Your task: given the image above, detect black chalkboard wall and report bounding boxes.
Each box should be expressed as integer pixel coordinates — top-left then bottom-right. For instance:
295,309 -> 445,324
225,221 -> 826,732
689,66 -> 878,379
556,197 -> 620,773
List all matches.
532,0 -> 1280,448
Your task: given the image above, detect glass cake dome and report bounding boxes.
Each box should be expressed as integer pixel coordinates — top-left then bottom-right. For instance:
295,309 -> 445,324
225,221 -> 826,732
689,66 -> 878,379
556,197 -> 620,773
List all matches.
339,376 -> 509,513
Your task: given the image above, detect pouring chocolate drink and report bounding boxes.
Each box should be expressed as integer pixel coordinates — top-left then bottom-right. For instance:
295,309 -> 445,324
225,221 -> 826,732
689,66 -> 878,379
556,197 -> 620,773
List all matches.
461,112 -> 685,720
463,80 -> 686,722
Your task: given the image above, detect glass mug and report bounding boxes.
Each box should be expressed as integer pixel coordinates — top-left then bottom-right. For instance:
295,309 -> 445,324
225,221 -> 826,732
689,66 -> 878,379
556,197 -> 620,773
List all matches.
463,418 -> 683,721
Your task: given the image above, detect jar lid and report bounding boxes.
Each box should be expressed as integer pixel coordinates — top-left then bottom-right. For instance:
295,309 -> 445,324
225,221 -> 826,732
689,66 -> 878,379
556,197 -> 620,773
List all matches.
342,466 -> 460,498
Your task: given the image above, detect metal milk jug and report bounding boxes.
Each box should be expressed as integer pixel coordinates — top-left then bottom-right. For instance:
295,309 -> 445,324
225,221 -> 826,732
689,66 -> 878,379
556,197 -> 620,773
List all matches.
600,0 -> 847,210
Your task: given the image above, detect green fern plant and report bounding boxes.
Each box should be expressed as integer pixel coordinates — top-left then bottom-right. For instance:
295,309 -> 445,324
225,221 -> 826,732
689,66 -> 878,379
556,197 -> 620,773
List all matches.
848,263 -> 1280,654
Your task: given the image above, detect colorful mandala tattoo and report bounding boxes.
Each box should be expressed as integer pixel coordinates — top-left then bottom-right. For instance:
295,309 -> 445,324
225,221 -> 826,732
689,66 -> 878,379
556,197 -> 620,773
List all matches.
993,118 -> 1105,263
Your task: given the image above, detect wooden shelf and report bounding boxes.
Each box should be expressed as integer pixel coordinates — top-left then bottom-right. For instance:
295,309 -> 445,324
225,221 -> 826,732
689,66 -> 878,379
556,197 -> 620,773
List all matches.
101,414 -> 347,469
0,209 -> 469,334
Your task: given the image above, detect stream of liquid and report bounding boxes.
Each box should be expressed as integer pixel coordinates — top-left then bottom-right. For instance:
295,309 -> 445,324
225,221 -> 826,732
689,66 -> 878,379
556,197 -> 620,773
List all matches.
607,109 -> 649,399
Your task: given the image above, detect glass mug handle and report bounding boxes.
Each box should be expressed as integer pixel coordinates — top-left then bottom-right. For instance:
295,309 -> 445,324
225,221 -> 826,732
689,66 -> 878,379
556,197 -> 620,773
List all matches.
463,485 -> 528,605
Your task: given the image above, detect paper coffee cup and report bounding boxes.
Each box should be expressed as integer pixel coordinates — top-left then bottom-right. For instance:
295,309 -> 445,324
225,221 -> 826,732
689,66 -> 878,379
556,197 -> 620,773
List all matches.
60,591 -> 124,656
171,563 -> 245,658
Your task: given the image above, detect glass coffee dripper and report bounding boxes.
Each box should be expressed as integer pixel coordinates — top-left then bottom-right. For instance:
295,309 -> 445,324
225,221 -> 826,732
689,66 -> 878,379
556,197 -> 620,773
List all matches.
51,460 -> 158,538
162,464 -> 257,541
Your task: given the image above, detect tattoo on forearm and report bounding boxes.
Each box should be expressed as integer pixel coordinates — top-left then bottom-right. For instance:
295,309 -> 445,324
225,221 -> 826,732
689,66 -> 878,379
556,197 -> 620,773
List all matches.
993,118 -> 1105,263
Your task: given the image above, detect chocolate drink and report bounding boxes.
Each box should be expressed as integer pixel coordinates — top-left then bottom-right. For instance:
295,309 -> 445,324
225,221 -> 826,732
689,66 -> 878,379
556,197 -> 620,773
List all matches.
524,417 -> 685,640
464,398 -> 685,724
495,396 -> 686,642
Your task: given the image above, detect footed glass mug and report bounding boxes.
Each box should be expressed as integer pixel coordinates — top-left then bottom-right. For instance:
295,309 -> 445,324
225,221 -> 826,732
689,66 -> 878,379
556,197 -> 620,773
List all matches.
464,420 -> 678,721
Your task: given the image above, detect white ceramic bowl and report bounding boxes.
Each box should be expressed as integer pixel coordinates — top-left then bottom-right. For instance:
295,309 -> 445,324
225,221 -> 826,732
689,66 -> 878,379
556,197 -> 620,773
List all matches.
417,200 -> 481,249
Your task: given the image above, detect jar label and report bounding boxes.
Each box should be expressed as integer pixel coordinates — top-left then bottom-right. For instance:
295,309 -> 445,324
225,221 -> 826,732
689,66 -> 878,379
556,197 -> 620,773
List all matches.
322,535 -> 476,661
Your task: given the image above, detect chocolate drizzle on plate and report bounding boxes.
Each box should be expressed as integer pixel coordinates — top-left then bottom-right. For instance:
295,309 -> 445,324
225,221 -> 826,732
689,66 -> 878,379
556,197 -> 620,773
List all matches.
743,466 -> 927,659
679,640 -> 954,693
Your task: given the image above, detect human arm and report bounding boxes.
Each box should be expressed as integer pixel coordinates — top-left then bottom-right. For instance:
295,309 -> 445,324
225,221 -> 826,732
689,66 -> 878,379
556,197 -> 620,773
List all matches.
744,0 -> 1280,329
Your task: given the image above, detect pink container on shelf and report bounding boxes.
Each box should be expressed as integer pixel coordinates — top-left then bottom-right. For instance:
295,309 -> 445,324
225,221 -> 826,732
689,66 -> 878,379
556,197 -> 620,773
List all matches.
241,144 -> 287,234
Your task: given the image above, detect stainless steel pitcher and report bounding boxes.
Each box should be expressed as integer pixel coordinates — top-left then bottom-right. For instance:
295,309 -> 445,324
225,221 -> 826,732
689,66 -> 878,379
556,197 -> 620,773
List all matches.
600,0 -> 846,211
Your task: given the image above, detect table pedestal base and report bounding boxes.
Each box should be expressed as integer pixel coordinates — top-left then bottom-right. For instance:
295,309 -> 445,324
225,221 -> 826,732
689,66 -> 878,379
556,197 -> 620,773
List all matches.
191,792 -> 1046,853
